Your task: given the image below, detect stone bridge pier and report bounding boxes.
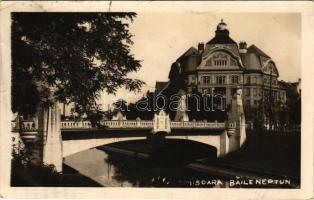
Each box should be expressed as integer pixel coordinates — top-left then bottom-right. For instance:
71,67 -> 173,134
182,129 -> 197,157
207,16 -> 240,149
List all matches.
32,102 -> 63,172
225,88 -> 246,154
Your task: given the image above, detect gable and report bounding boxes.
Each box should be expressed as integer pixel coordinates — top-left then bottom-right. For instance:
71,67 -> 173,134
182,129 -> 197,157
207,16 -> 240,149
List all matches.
197,50 -> 243,70
262,61 -> 279,77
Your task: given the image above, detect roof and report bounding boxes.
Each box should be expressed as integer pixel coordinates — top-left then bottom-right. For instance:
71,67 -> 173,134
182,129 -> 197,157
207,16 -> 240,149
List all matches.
207,35 -> 237,45
278,80 -> 300,92
207,20 -> 237,45
243,53 -> 262,71
155,81 -> 168,94
278,80 -> 289,87
207,29 -> 237,45
183,55 -> 201,73
278,80 -> 299,93
247,45 -> 271,59
242,44 -> 273,72
176,46 -> 201,73
177,47 -> 198,62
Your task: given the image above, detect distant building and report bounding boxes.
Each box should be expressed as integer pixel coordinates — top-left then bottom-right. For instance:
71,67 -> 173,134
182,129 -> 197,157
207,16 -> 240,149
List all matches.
158,19 -> 287,110
283,78 -> 301,96
278,78 -> 301,103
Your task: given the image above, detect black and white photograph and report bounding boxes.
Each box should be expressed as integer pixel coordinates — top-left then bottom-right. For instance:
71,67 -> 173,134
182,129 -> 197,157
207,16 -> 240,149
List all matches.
0,1 -> 313,199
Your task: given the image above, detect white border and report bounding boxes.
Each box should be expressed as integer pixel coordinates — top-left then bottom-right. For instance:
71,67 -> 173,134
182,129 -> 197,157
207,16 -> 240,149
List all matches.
0,1 -> 313,199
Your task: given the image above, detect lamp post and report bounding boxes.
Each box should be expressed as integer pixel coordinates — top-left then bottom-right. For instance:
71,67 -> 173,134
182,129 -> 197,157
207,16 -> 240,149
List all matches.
269,69 -> 273,131
211,87 -> 215,111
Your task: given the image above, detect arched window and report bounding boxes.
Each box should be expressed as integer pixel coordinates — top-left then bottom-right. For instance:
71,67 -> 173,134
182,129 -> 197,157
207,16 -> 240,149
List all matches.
202,76 -> 211,85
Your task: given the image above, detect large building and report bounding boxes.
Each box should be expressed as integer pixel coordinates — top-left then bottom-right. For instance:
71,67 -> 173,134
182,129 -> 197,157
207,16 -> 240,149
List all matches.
160,19 -> 287,109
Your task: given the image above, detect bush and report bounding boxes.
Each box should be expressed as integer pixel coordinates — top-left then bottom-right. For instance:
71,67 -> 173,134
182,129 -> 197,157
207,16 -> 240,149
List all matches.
11,145 -> 62,186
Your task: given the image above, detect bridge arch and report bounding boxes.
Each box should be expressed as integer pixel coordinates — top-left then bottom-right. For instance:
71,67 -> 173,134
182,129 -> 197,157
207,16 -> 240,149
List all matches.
62,137 -> 147,157
62,131 -> 229,158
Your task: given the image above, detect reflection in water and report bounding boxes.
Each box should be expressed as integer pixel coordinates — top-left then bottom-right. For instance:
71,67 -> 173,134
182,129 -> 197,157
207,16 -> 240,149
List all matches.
64,148 -> 133,186
64,147 -> 228,187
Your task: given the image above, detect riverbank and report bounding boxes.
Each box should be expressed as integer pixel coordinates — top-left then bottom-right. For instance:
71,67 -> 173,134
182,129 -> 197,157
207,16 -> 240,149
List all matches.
11,162 -> 102,187
209,131 -> 300,179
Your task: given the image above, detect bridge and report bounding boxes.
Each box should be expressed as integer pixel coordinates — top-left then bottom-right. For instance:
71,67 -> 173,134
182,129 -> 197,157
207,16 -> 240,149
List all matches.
59,114 -> 227,158
12,89 -> 246,173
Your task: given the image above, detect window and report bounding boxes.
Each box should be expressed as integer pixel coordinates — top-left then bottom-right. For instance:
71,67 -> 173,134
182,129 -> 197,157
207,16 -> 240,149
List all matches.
272,79 -> 277,85
214,60 -> 227,66
254,100 -> 259,107
246,100 -> 250,106
213,52 -> 228,67
281,92 -> 285,100
258,89 -> 262,96
216,76 -> 226,84
247,76 -> 251,84
253,88 -> 257,96
202,89 -> 210,94
264,78 -> 267,84
231,76 -> 239,84
268,65 -> 273,73
245,88 -> 251,96
253,76 -> 257,84
202,76 -> 211,85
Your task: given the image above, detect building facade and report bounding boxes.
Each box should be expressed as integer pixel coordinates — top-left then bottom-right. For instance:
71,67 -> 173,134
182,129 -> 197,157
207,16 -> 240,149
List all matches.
170,20 -> 286,109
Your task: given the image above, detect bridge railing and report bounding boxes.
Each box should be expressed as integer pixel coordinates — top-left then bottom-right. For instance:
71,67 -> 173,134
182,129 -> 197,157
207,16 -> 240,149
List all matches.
61,121 -> 92,129
60,120 -> 225,130
11,120 -> 37,132
102,120 -> 153,129
170,121 -> 225,129
139,120 -> 154,128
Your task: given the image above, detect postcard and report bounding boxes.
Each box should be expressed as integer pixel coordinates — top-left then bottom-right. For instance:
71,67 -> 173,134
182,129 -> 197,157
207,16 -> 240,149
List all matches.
0,1 -> 313,199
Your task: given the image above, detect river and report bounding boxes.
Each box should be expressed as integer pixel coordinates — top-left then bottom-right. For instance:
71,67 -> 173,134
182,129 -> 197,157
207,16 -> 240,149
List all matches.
63,146 -> 229,187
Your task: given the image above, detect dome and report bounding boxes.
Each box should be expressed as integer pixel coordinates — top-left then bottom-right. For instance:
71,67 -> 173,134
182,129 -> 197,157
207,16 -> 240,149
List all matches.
207,19 -> 236,44
217,19 -> 228,31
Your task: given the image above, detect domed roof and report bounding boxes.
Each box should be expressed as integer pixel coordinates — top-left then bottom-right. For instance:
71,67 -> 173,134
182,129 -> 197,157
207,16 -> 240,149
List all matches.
207,19 -> 236,45
217,19 -> 228,31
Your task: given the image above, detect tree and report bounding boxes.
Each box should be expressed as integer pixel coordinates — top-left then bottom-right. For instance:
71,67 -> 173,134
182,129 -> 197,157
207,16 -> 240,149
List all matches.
12,13 -> 144,118
112,99 -> 128,113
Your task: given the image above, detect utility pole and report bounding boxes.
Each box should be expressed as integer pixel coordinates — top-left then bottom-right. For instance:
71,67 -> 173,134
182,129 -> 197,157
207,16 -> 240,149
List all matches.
269,69 -> 273,131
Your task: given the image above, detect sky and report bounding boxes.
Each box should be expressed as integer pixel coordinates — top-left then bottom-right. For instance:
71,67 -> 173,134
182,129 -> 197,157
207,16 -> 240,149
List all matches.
99,12 -> 301,110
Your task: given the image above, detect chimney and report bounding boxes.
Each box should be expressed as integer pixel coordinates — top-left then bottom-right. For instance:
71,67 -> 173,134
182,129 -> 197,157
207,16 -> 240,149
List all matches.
239,41 -> 247,54
198,43 -> 204,54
